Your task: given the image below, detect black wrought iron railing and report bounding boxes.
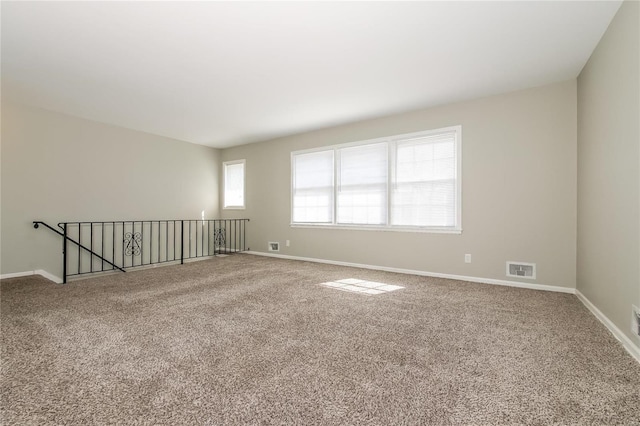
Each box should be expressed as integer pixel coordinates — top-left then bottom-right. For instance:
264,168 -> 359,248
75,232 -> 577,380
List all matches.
33,219 -> 249,283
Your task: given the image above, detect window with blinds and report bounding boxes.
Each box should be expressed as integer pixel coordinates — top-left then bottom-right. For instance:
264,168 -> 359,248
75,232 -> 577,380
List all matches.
291,126 -> 461,233
223,159 -> 245,209
292,150 -> 334,223
337,143 -> 388,225
391,132 -> 458,227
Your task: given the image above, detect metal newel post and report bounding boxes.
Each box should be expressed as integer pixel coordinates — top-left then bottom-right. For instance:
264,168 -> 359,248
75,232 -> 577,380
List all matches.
180,220 -> 184,264
62,223 -> 67,284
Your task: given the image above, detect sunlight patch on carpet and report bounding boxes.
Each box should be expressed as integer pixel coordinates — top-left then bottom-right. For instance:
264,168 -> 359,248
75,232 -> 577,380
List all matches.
319,278 -> 404,295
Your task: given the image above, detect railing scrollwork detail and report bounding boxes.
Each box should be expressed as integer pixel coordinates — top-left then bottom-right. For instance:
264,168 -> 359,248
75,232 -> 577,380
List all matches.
124,232 -> 142,256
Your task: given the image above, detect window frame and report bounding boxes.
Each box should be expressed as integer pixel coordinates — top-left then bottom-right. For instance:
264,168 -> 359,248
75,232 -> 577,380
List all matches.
290,126 -> 462,234
223,159 -> 246,210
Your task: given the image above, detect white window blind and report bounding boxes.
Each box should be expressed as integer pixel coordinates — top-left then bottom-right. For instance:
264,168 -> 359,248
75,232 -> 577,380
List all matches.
291,126 -> 461,232
337,143 -> 387,225
292,150 -> 334,223
224,160 -> 245,209
391,132 -> 457,227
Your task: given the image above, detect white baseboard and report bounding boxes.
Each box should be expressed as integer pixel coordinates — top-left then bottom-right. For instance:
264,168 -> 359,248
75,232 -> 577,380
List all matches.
245,251 -> 575,294
34,270 -> 63,284
576,290 -> 640,364
0,271 -> 35,280
1,270 -> 63,284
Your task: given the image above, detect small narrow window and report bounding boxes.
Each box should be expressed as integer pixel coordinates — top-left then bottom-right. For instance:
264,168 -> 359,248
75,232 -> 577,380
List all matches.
223,160 -> 245,209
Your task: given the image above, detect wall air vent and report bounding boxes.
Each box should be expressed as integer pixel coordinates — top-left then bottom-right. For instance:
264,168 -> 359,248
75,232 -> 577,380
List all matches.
268,242 -> 280,252
506,261 -> 536,279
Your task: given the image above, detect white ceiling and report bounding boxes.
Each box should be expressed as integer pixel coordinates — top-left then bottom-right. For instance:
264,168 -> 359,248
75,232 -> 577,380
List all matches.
2,1 -> 622,148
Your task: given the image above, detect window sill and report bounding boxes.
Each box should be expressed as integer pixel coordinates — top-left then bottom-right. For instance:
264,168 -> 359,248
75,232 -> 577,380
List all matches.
223,206 -> 246,210
290,223 -> 462,234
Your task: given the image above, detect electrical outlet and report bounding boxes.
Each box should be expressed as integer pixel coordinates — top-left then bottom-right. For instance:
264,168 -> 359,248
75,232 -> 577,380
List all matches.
286,240 -> 290,247
632,305 -> 640,338
464,254 -> 471,263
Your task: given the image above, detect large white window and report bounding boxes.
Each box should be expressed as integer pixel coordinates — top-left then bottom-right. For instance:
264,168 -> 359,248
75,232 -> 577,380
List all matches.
223,160 -> 245,209
291,126 -> 461,233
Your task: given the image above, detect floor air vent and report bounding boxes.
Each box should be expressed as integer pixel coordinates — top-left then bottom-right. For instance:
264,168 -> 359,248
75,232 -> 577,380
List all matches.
506,261 -> 536,279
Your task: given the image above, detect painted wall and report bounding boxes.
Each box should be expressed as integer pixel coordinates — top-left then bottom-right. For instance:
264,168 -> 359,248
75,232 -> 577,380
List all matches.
577,0 -> 640,348
221,80 -> 577,289
0,102 -> 220,278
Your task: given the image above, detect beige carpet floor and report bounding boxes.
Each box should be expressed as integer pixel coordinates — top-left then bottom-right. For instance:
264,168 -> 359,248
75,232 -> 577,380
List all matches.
2,254 -> 639,425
